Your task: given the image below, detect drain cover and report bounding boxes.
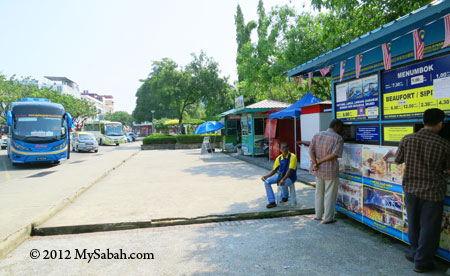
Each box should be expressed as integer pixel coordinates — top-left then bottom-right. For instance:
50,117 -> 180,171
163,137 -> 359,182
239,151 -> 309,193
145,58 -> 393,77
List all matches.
27,171 -> 55,178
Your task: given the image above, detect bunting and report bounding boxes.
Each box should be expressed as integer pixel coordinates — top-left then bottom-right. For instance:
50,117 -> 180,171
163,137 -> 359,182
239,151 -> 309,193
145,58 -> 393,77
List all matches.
298,75 -> 302,88
319,66 -> 333,77
413,28 -> 425,60
308,72 -> 312,90
340,60 -> 346,82
355,54 -> 362,79
381,42 -> 392,71
443,14 -> 450,48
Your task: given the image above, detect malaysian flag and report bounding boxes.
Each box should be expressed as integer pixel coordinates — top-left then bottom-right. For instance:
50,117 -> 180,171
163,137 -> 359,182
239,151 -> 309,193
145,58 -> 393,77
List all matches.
340,60 -> 346,82
443,14 -> 450,48
413,28 -> 425,60
319,65 -> 333,77
298,75 -> 302,88
308,72 -> 312,90
382,42 -> 392,70
355,54 -> 362,78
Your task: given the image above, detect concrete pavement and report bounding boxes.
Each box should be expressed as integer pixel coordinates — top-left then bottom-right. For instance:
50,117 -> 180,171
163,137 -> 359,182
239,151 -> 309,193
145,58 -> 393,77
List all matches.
1,215 -> 449,275
39,150 -> 315,229
0,143 -> 141,258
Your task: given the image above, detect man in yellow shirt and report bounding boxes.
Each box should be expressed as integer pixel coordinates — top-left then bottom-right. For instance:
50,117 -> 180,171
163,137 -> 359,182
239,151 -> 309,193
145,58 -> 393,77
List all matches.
261,142 -> 298,208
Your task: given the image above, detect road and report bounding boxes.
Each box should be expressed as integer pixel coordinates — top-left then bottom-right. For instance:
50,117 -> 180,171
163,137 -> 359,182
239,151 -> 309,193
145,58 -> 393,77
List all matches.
0,141 -> 139,184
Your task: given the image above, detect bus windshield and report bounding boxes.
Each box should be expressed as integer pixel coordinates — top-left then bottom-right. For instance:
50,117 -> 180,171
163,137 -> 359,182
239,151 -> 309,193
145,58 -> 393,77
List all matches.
105,124 -> 123,136
13,116 -> 66,143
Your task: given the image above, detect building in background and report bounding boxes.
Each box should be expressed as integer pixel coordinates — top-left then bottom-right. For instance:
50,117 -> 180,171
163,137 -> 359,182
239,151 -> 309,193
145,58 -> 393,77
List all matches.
40,76 -> 81,99
81,91 -> 115,120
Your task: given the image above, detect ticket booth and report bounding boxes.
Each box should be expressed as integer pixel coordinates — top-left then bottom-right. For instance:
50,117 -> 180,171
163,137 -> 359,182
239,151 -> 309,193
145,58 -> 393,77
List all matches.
226,100 -> 290,157
284,1 -> 450,261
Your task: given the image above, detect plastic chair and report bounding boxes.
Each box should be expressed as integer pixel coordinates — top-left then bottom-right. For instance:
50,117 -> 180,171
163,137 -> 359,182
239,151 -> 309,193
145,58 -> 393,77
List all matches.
275,182 -> 297,207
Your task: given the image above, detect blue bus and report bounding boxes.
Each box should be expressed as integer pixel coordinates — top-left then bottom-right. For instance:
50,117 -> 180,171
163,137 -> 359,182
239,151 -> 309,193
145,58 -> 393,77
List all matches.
6,98 -> 72,165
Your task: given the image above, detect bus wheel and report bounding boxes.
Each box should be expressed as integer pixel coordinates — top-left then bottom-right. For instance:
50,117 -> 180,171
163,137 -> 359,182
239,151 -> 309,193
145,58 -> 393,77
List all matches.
115,143 -> 119,146
99,139 -> 102,146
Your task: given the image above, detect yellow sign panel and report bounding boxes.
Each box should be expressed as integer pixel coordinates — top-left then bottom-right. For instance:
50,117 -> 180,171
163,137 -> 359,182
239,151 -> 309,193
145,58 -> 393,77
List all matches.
336,109 -> 357,119
336,107 -> 378,119
384,127 -> 414,142
383,85 -> 450,118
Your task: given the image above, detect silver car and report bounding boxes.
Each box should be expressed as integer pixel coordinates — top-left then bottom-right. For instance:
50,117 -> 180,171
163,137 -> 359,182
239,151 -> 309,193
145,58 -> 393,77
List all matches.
71,132 -> 99,153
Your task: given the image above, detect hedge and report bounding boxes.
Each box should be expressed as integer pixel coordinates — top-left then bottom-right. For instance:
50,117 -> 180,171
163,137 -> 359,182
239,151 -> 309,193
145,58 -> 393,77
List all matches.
142,135 -> 176,145
175,134 -> 220,144
143,134 -> 220,145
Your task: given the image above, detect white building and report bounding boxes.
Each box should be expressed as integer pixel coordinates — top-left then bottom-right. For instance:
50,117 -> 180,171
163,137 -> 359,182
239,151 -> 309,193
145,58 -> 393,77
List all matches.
40,76 -> 81,99
81,93 -> 106,120
80,91 -> 115,121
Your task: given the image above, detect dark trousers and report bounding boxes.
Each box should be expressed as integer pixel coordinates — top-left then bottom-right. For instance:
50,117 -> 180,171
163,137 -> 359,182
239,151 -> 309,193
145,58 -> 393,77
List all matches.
405,193 -> 444,268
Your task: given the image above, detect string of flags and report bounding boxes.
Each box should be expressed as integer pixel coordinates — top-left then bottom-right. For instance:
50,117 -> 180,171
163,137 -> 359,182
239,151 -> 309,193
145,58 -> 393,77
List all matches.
288,13 -> 450,87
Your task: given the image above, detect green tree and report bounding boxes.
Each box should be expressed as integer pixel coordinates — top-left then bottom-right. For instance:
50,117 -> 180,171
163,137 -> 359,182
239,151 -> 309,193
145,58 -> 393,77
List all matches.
235,1 -> 431,104
104,111 -> 133,126
133,53 -> 233,132
235,4 -> 257,82
0,74 -> 97,127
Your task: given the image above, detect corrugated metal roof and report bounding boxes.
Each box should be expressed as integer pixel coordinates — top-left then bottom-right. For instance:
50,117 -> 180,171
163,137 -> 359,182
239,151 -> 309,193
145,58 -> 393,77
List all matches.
245,99 -> 291,109
220,108 -> 236,117
285,0 -> 450,77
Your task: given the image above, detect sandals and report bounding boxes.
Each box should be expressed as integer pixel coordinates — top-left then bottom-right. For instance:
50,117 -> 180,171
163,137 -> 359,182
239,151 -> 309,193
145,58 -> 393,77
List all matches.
321,219 -> 337,224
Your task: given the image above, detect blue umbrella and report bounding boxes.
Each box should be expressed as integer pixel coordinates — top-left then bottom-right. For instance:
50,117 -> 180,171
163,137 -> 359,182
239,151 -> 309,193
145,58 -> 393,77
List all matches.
195,121 -> 224,134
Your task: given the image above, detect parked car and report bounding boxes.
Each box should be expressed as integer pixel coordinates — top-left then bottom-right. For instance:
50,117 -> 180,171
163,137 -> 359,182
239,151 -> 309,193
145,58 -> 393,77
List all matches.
129,133 -> 137,141
125,133 -> 133,142
0,134 -> 8,150
71,131 -> 98,152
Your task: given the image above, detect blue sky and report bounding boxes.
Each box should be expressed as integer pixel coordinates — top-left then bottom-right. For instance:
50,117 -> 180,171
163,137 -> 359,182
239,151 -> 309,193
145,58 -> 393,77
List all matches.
0,0 -> 310,113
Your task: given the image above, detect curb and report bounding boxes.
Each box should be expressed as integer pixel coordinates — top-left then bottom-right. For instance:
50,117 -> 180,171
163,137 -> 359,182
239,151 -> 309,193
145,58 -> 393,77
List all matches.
0,149 -> 141,259
32,208 -> 315,236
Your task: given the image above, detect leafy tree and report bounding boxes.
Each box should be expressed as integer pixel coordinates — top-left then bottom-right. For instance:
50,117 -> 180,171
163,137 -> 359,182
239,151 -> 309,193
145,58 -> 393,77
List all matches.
235,4 -> 257,82
235,0 -> 431,104
0,74 -> 97,128
133,53 -> 233,133
104,111 -> 133,126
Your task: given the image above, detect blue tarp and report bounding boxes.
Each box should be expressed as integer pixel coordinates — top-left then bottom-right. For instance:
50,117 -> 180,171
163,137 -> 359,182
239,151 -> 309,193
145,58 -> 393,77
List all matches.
269,92 -> 321,119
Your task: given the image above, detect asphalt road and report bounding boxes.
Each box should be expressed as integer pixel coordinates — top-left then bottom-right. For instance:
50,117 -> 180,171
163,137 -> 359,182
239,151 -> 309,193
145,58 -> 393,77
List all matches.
0,140 -> 140,183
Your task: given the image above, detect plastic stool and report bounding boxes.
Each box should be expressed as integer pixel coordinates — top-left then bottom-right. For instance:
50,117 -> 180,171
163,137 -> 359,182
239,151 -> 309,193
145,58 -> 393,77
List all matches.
276,183 -> 297,207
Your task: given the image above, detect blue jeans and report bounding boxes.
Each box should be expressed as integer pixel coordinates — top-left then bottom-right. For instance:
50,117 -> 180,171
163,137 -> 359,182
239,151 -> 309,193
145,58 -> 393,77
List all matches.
264,174 -> 293,203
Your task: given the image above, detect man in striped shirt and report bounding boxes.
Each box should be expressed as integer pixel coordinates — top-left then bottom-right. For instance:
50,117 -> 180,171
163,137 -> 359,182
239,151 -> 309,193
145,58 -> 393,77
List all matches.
309,119 -> 344,224
395,108 -> 450,273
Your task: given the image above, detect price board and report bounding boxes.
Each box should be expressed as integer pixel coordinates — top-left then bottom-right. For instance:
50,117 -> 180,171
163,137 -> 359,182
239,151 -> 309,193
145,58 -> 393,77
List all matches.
335,74 -> 379,121
382,54 -> 450,119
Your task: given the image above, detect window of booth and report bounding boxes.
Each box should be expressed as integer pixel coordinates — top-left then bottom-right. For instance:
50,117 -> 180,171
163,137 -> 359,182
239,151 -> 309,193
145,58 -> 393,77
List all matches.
226,120 -> 237,136
254,118 -> 265,136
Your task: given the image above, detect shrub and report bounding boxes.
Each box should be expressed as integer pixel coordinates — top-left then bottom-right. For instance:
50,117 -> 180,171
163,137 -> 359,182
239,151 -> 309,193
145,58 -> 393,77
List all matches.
175,134 -> 220,144
142,135 -> 176,145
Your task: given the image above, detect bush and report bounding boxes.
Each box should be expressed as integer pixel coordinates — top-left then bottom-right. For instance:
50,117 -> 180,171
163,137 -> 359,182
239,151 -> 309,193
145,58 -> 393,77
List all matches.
175,134 -> 220,144
142,135 -> 176,145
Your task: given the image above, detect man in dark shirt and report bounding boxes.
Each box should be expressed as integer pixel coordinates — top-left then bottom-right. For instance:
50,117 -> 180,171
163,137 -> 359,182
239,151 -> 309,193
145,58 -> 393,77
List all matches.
395,108 -> 450,273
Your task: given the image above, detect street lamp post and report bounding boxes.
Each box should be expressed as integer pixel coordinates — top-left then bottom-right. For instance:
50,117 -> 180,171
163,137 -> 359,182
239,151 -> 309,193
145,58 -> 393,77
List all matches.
151,110 -> 155,136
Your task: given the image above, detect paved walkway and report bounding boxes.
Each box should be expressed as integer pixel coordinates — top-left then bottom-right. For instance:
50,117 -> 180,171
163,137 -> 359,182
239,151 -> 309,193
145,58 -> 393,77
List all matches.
40,150 -> 315,228
1,215 -> 449,275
